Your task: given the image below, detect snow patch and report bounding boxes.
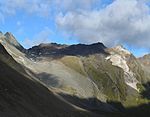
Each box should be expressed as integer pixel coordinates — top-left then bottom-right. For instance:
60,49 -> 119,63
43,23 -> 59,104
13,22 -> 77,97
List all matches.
106,55 -> 129,72
124,72 -> 139,91
106,54 -> 139,91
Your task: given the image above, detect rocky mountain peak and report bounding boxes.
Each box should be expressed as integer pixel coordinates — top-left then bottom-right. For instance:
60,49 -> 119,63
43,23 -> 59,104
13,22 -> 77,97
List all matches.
3,32 -> 24,51
107,45 -> 131,57
0,31 -> 3,35
0,31 -> 3,38
62,42 -> 107,55
38,43 -> 67,48
140,54 -> 150,59
27,42 -> 107,57
113,45 -> 131,55
139,54 -> 150,67
4,32 -> 14,38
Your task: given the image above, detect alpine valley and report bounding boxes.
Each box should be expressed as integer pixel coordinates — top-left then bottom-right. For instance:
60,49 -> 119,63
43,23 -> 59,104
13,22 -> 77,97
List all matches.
0,31 -> 150,117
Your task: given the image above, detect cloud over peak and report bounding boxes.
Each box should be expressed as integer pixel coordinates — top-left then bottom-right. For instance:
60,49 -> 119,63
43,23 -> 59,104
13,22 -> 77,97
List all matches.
0,0 -> 150,52
56,0 -> 150,48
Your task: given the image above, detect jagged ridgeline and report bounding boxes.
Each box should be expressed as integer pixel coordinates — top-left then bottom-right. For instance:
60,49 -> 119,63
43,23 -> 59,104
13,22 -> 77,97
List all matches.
0,31 -> 150,117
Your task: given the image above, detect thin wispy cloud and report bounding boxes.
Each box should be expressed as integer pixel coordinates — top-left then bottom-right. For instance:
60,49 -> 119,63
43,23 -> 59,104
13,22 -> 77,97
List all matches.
23,27 -> 52,47
55,0 -> 101,11
0,0 -> 52,18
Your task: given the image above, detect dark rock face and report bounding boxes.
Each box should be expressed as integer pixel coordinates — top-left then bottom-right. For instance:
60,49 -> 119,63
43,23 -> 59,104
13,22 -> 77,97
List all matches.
27,42 -> 107,57
27,43 -> 67,56
59,42 -> 107,56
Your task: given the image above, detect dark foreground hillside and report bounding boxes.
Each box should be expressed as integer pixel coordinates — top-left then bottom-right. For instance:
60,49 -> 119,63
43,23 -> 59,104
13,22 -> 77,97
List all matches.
0,44 -> 96,117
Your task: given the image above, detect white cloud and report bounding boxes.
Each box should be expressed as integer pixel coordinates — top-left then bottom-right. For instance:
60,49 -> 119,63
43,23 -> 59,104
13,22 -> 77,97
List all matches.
0,0 -> 52,18
0,0 -> 102,23
23,27 -> 52,48
55,0 -> 100,11
17,21 -> 21,26
56,0 -> 150,48
1,0 -> 150,49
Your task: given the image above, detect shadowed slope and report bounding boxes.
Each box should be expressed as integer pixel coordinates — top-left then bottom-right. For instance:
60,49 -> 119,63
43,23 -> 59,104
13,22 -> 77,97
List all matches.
27,42 -> 107,57
0,44 -> 97,117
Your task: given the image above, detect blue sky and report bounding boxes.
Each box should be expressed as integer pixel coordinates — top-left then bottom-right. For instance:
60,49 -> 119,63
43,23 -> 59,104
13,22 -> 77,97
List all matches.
0,3 -> 78,47
0,0 -> 150,57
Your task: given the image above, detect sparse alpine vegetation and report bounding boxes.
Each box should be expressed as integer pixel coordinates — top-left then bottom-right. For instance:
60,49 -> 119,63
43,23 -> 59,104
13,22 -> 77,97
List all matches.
0,31 -> 150,117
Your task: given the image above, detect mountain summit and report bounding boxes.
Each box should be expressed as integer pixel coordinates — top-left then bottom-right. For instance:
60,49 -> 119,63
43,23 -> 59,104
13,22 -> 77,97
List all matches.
4,32 -> 24,50
27,42 -> 107,57
0,32 -> 150,117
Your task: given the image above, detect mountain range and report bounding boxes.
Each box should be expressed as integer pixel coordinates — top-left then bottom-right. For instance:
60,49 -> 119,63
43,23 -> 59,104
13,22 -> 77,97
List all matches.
0,31 -> 150,117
